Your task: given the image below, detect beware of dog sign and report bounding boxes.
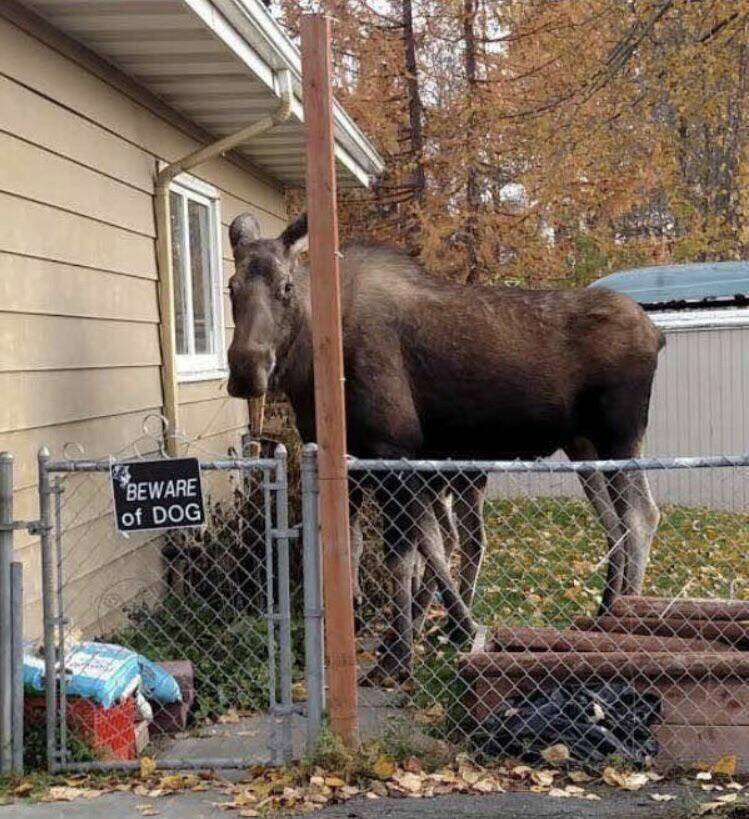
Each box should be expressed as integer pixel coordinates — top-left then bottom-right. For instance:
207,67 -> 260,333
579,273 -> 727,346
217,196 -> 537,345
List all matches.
110,458 -> 205,533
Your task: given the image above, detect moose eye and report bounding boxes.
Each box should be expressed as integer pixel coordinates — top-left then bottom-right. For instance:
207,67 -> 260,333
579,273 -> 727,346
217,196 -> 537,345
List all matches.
280,280 -> 294,302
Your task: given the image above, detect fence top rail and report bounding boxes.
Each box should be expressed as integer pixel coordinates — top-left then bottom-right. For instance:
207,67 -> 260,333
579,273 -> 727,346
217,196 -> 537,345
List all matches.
346,453 -> 749,474
43,457 -> 278,474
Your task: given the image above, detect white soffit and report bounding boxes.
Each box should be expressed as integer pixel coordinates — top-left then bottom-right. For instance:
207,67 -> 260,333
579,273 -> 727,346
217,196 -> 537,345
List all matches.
22,0 -> 384,189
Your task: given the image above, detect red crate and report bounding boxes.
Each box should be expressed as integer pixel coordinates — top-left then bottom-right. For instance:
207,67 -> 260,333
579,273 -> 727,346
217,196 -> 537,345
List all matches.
26,696 -> 137,761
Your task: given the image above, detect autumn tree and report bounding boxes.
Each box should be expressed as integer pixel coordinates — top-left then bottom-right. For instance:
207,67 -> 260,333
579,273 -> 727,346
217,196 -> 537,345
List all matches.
272,0 -> 749,285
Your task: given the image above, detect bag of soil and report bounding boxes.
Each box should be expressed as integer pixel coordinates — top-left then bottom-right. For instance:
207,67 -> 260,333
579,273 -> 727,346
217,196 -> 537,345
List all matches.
474,680 -> 661,766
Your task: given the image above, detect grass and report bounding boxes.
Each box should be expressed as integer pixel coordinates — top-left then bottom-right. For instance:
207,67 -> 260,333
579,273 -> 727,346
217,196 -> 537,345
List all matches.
474,498 -> 749,628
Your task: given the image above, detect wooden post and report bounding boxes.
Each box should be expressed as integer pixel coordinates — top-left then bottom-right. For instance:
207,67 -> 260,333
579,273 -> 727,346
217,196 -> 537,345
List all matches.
301,14 -> 359,748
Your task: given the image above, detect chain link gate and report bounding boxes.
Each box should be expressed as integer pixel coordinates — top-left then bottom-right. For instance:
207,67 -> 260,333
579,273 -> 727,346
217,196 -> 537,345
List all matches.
34,444 -> 323,773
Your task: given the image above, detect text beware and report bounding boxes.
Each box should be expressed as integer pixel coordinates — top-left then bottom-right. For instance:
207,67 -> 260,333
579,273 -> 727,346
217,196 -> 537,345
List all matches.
111,458 -> 205,533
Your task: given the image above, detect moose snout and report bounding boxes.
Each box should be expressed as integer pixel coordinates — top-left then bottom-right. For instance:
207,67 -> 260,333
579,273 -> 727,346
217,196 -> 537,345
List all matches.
227,344 -> 275,399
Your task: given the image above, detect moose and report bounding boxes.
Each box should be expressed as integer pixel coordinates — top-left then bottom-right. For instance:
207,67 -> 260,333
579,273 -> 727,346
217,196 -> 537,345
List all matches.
226,212 -> 665,679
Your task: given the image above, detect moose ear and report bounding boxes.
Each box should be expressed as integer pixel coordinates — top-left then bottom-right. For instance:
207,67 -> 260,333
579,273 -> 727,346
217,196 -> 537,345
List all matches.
279,213 -> 308,257
229,213 -> 261,252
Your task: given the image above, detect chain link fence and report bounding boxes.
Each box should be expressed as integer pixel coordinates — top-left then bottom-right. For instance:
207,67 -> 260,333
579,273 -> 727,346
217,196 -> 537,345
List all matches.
30,444 -> 321,773
348,454 -> 749,772
10,440 -> 749,775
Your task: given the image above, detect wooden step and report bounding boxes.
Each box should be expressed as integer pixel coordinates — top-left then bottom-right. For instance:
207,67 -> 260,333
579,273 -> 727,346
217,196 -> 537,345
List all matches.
488,626 -> 731,655
573,615 -> 749,648
611,595 -> 749,621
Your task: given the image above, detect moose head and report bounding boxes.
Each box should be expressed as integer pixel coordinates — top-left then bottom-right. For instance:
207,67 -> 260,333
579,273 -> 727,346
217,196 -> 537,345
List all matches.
226,213 -> 308,398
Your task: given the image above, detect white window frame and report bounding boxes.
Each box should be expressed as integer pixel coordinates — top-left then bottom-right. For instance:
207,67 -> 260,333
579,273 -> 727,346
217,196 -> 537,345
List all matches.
169,172 -> 227,382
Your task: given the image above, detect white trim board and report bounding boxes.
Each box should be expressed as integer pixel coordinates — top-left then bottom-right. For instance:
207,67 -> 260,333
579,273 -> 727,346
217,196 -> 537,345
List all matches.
651,307 -> 749,331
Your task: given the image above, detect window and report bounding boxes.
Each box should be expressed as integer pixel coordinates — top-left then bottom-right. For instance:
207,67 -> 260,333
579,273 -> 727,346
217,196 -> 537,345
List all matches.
169,175 -> 225,380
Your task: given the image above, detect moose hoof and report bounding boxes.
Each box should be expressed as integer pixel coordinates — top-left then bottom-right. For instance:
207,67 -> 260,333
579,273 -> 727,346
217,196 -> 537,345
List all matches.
444,618 -> 477,647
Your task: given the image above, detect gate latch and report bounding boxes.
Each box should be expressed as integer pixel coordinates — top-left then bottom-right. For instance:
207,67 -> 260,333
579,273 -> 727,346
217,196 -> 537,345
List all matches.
270,527 -> 300,541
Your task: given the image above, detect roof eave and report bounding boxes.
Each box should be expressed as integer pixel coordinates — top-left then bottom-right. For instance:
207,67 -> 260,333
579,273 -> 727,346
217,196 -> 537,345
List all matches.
195,0 -> 384,183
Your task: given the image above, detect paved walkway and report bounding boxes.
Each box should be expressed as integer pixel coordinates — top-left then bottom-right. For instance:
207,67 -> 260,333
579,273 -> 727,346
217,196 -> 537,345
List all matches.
1,782 -> 713,819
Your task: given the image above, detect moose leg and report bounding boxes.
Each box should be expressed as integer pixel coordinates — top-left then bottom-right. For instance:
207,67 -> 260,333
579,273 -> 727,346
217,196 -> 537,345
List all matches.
599,436 -> 659,609
412,490 -> 458,637
453,474 -> 488,609
621,469 -> 660,595
427,545 -> 477,645
566,438 -> 627,611
371,477 -> 423,682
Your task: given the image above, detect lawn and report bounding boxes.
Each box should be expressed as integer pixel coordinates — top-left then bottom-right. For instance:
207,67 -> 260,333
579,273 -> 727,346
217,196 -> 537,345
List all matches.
474,497 -> 749,628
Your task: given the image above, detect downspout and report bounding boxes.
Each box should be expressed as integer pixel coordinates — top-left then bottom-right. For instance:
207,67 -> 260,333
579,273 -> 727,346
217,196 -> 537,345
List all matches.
155,69 -> 294,455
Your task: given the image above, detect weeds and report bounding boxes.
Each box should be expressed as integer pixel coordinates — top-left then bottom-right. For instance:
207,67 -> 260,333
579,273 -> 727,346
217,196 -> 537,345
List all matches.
107,593 -> 305,721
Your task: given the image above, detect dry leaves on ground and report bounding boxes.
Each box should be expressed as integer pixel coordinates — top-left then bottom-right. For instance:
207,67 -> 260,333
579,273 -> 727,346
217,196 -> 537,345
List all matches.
602,767 -> 649,791
40,786 -> 104,802
206,754 -> 616,815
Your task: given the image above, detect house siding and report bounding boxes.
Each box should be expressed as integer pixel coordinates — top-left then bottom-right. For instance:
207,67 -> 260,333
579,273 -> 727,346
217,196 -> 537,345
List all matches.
0,11 -> 289,637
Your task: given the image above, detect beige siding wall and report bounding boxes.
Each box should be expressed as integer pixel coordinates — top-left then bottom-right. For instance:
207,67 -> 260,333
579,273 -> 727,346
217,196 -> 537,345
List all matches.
0,13 -> 288,637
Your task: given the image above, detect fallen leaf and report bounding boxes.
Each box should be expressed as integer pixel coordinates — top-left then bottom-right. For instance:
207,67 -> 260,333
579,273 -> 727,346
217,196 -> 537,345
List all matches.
718,794 -> 738,804
157,775 -> 185,791
696,771 -> 713,782
650,794 -> 677,802
473,778 -> 500,794
140,757 -> 157,778
511,765 -> 532,779
531,770 -> 555,788
726,783 -> 744,791
392,771 -> 423,794
541,744 -> 570,764
218,709 -> 240,724
712,755 -> 737,777
602,767 -> 648,791
459,766 -> 481,785
324,777 -> 346,788
12,782 -> 34,797
548,788 -> 570,798
569,770 -> 593,784
42,787 -> 103,802
372,754 -> 396,780
698,802 -> 725,816
239,812 -> 260,818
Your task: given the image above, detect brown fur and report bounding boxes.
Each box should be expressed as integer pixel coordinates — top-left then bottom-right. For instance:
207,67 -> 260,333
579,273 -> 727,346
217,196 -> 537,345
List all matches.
226,213 -> 665,677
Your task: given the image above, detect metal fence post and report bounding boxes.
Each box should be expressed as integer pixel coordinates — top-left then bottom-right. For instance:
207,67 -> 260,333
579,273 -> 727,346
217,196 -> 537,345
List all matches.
0,452 -> 13,775
11,562 -> 23,775
38,447 -> 58,772
301,444 -> 324,753
274,445 -> 294,762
